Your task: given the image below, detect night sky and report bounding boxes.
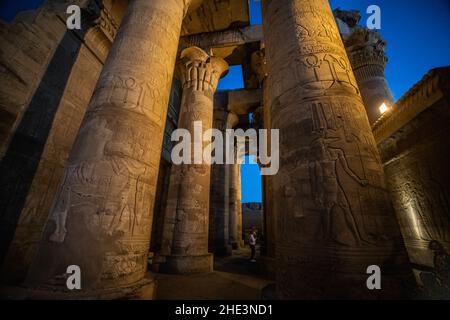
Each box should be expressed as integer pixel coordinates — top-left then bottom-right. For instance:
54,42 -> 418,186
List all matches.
1,0 -> 449,203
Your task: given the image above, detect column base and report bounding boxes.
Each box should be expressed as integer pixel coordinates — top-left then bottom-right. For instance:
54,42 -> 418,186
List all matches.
160,254 -> 213,274
0,275 -> 156,300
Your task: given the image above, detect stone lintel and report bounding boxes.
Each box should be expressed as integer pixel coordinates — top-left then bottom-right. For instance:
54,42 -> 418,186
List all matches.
373,67 -> 450,144
226,88 -> 262,115
181,0 -> 250,36
181,25 -> 263,51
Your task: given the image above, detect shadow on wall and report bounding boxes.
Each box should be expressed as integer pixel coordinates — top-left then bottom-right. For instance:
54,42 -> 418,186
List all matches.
0,30 -> 83,267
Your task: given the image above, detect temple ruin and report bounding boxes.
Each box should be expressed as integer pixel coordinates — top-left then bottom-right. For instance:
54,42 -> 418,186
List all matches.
0,0 -> 449,300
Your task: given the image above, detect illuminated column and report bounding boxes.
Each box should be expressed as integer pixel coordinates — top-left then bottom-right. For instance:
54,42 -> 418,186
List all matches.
236,163 -> 244,248
345,28 -> 395,124
229,163 -> 242,249
262,0 -> 412,299
208,103 -> 233,256
25,0 -> 200,297
159,47 -> 228,273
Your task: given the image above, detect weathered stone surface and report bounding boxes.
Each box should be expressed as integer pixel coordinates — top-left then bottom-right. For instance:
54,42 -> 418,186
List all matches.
262,0 -> 412,299
0,0 -> 127,284
334,9 -> 394,125
208,96 -> 232,256
375,67 -> 450,272
1,0 -> 446,301
181,25 -> 263,65
345,29 -> 394,124
158,46 -> 228,273
23,0 -> 191,295
181,0 -> 249,36
226,113 -> 240,250
235,163 -> 244,248
228,88 -> 262,115
228,162 -> 240,249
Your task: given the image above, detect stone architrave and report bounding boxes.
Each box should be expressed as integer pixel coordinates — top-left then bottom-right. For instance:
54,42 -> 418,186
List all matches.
262,0 -> 413,299
159,47 -> 229,274
24,0 -> 199,297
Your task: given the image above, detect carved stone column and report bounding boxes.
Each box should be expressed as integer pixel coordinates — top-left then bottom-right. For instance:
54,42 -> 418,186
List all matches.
228,162 -> 240,249
227,113 -> 240,250
236,163 -> 244,248
345,29 -> 395,124
262,0 -> 412,299
159,47 -> 228,273
251,48 -> 276,275
208,97 -> 231,256
24,0 -> 197,297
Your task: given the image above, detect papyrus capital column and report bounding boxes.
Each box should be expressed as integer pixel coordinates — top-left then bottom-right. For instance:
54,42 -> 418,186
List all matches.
159,47 -> 228,273
345,28 -> 395,124
24,0 -> 191,297
262,0 -> 412,299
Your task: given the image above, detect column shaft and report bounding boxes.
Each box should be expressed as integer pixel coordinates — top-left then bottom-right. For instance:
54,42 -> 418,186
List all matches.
236,164 -> 244,248
159,47 -> 228,273
345,29 -> 395,124
262,0 -> 412,299
25,0 -> 188,294
208,95 -> 232,256
228,163 -> 238,249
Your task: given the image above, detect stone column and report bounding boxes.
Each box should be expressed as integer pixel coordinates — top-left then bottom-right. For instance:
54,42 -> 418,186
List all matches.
236,164 -> 244,248
24,0 -> 197,297
262,0 -> 412,299
229,163 -> 239,249
208,94 -> 232,256
227,114 -> 240,250
345,28 -> 395,124
159,47 -> 228,273
251,48 -> 276,260
229,145 -> 244,250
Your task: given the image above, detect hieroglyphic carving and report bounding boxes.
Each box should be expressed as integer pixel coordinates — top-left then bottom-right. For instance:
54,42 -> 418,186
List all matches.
91,74 -> 164,123
262,0 -> 411,299
25,0 -> 188,292
390,167 -> 450,243
157,47 -> 228,273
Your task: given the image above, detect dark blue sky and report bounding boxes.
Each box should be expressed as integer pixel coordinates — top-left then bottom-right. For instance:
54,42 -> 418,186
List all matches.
1,0 -> 449,203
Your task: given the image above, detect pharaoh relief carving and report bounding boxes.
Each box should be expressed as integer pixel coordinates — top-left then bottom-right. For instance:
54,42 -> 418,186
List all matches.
48,116 -> 152,243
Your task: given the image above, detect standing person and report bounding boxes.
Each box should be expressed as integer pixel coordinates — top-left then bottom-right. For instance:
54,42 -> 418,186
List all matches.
249,229 -> 257,262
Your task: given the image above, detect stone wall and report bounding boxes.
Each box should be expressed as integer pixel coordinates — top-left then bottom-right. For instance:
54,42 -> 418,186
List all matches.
375,67 -> 450,270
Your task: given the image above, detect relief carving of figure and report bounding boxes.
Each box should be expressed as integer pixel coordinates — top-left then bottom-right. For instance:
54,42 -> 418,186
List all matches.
308,134 -> 368,246
49,117 -> 114,243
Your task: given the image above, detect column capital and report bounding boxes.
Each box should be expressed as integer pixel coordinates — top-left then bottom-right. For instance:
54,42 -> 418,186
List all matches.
251,48 -> 268,84
226,112 -> 239,129
178,46 -> 229,93
345,28 -> 388,70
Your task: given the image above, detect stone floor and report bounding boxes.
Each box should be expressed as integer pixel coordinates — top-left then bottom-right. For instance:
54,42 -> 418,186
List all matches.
154,247 -> 274,300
